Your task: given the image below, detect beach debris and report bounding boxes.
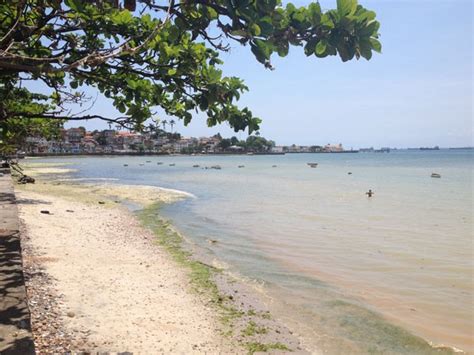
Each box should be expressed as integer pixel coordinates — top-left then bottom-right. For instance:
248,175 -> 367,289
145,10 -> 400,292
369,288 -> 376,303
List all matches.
66,311 -> 75,318
40,210 -> 51,214
366,189 -> 374,197
98,201 -> 106,204
238,165 -> 245,168
193,164 -> 200,168
123,164 -> 128,167
431,173 -> 441,178
66,209 -> 74,213
207,239 -> 218,244
348,172 -> 352,175
307,163 -> 318,168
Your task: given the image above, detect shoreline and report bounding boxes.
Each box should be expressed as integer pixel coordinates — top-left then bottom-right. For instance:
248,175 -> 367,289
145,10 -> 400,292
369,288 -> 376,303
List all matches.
15,165 -> 307,353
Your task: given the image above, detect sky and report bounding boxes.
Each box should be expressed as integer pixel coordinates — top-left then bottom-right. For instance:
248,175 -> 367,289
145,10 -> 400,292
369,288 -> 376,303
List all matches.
61,0 -> 473,148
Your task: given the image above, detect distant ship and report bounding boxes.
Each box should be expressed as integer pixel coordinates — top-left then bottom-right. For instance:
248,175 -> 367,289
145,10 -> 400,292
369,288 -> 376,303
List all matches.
420,146 -> 440,150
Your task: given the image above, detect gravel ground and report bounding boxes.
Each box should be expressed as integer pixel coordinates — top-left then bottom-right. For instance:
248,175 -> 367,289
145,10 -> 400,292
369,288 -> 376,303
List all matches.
21,223 -> 91,353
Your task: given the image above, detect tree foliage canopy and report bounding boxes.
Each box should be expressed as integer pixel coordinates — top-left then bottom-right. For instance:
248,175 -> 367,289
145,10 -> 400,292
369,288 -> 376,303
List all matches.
0,0 -> 381,152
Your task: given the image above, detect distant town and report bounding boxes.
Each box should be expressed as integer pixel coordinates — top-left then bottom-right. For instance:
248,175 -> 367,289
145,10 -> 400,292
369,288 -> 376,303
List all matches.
21,127 -> 362,155
20,127 -> 452,156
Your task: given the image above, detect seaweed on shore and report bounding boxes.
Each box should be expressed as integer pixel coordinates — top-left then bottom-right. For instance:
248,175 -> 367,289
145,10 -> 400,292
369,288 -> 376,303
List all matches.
137,205 -> 247,324
137,203 -> 296,354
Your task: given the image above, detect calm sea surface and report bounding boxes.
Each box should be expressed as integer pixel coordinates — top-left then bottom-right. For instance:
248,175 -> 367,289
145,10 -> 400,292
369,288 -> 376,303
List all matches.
34,150 -> 473,353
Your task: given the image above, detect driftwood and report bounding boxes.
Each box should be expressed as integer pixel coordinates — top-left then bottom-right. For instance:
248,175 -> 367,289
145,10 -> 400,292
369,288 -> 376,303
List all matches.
7,160 -> 35,184
18,175 -> 35,184
0,158 -> 35,184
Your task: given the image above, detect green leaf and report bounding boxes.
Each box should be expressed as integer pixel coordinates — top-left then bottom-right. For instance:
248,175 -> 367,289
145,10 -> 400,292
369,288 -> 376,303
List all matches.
126,79 -> 137,89
308,2 -> 322,25
257,17 -> 273,36
286,3 -> 296,15
320,14 -> 334,29
183,112 -> 192,125
117,103 -> 126,113
250,23 -> 261,36
113,10 -> 133,25
370,38 -> 382,53
277,41 -> 289,57
168,25 -> 180,43
326,44 -> 337,56
204,6 -> 218,20
70,81 -> 78,89
337,0 -> 357,16
304,38 -> 318,56
358,10 -> 376,24
315,40 -> 327,56
358,38 -> 372,60
360,20 -> 380,36
199,96 -> 208,110
250,39 -> 271,64
65,0 -> 84,12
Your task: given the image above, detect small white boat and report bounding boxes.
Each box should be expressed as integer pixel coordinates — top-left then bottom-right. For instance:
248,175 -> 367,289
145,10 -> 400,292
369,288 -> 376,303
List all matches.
431,173 -> 441,178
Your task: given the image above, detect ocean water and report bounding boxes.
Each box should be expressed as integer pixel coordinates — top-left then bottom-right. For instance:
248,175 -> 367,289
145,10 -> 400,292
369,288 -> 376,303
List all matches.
33,150 -> 473,353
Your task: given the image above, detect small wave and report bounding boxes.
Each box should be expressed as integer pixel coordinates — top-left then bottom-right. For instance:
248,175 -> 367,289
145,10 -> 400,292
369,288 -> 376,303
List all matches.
154,186 -> 197,199
58,177 -> 120,181
430,342 -> 465,354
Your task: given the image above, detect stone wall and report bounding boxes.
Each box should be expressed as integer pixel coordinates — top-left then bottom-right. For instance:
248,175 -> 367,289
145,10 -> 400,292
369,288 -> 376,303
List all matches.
0,168 -> 35,354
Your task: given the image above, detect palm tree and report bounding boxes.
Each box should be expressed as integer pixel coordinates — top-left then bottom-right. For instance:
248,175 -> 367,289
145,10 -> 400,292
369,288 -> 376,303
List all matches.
169,119 -> 175,133
161,119 -> 168,131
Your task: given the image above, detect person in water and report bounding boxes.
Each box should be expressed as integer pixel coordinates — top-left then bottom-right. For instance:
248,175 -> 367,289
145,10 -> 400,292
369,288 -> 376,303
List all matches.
366,189 -> 374,197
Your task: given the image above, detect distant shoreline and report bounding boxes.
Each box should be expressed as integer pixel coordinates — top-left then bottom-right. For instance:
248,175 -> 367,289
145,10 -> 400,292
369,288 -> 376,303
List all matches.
20,147 -> 474,158
22,151 -> 364,158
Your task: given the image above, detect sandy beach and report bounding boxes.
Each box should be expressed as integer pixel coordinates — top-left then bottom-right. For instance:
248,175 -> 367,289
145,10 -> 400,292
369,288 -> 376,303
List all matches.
17,188 -> 235,353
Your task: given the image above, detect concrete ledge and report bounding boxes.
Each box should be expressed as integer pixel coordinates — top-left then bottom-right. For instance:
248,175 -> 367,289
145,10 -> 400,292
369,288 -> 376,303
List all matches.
0,168 -> 35,354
